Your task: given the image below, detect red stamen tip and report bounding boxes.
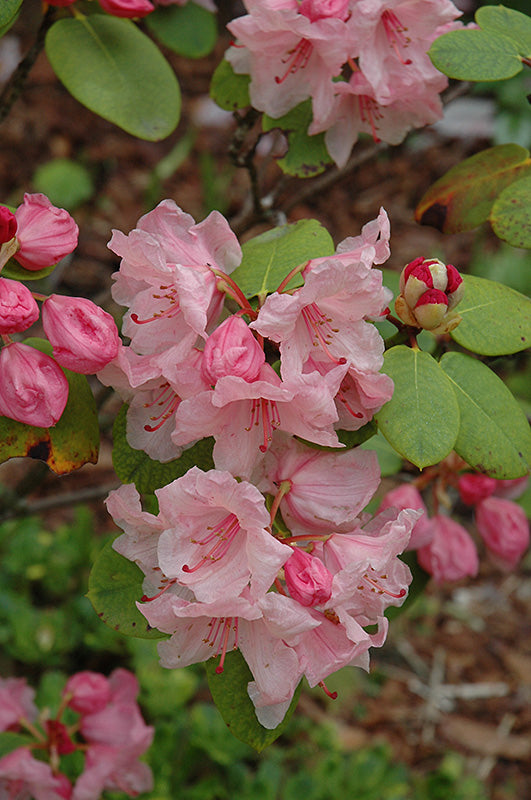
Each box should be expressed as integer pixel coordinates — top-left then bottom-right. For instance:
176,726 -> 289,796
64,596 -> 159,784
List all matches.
140,594 -> 149,602
215,665 -> 224,674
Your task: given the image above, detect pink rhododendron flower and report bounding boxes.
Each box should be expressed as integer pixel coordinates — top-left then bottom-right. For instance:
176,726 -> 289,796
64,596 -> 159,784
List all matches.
284,547 -> 333,606
14,193 -> 78,271
417,515 -> 478,583
475,496 -> 530,570
201,315 -> 265,385
72,744 -> 153,800
98,0 -> 155,17
42,295 -> 120,374
258,434 -> 380,534
0,677 -> 37,732
379,483 -> 433,549
64,672 -> 112,715
108,200 -> 241,358
0,748 -> 72,800
492,476 -> 529,500
0,277 -> 39,333
0,342 -> 69,427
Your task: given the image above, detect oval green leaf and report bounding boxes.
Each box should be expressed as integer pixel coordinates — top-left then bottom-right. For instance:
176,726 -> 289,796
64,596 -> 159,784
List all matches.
146,2 -> 217,58
0,339 -> 99,474
429,28 -> 522,81
1,260 -> 58,281
477,5 -> 531,59
415,144 -> 531,233
33,158 -> 94,211
210,59 -> 250,111
0,732 -> 35,759
263,100 -> 333,178
376,346 -> 460,470
0,0 -> 22,35
231,219 -> 334,299
87,538 -> 167,639
206,649 -> 301,752
490,174 -> 531,249
360,430 -> 403,477
45,17 -> 180,140
440,352 -> 531,478
113,404 -> 214,494
451,275 -> 531,355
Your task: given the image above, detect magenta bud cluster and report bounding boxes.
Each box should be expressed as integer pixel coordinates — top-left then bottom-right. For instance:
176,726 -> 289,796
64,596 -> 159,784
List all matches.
395,256 -> 464,333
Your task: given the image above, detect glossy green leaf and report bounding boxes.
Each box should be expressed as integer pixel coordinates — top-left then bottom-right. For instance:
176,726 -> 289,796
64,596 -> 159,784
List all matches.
87,538 -> 167,639
210,59 -> 250,111
440,352 -> 531,478
46,17 -> 180,140
263,100 -> 333,178
0,732 -> 34,759
476,5 -> 531,58
0,0 -> 22,36
33,158 -> 94,210
206,649 -> 301,751
429,28 -> 522,81
113,404 -> 214,494
376,346 -> 459,470
415,144 -> 531,233
451,275 -> 531,355
0,339 -> 99,474
231,220 -> 334,299
1,261 -> 58,281
490,174 -> 531,248
360,430 -> 403,477
146,2 -> 217,59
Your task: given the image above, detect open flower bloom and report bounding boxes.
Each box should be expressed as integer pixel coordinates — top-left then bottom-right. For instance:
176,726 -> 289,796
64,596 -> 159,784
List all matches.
14,193 -> 78,271
0,342 -> 69,427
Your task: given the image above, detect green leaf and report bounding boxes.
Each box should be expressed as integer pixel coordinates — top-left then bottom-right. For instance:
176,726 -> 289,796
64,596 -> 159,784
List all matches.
0,732 -> 35,759
490,174 -> 531,248
87,538 -> 167,639
336,421 -> 378,449
0,261 -> 57,281
451,275 -> 531,355
476,5 -> 531,59
263,100 -> 333,178
415,144 -> 531,233
429,28 -> 522,82
231,220 -> 334,299
112,404 -> 214,494
440,352 -> 531,478
360,431 -> 403,477
0,339 -> 99,474
0,0 -> 22,36
146,2 -> 217,58
33,158 -> 94,210
376,346 -> 459,470
210,59 -> 250,111
45,17 -> 180,140
206,649 -> 301,751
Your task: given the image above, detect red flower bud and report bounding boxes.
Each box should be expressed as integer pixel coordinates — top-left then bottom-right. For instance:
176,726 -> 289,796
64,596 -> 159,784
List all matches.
476,496 -> 529,570
0,206 -> 17,244
458,474 -> 497,506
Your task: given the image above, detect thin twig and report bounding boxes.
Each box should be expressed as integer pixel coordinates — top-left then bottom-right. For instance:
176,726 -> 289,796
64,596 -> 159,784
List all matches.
0,482 -> 120,523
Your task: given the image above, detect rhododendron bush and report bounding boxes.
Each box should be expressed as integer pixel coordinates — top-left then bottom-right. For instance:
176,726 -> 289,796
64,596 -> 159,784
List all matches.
0,0 -> 530,788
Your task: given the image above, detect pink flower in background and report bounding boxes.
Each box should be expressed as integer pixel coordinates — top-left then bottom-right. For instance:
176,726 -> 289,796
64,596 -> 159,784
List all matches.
98,0 -> 155,17
475,496 -> 529,570
14,193 -> 78,271
0,677 -> 37,731
380,483 -> 433,549
64,672 -> 112,716
42,295 -> 119,374
0,342 -> 69,427
0,748 -> 72,800
0,277 -> 39,333
458,473 -> 498,505
417,515 -> 478,583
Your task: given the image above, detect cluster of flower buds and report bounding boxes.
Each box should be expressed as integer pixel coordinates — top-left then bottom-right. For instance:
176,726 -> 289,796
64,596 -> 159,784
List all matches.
381,473 -> 529,583
225,0 -> 464,167
0,669 -> 153,800
46,0 -> 215,19
394,256 -> 465,334
101,200 -> 421,727
0,195 -> 119,428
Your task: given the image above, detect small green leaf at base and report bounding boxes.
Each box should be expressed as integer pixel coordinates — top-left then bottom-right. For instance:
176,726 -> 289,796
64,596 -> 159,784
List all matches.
263,100 -> 333,178
0,732 -> 35,760
87,538 -> 167,640
146,2 -> 217,59
210,59 -> 251,111
206,650 -> 301,751
440,352 -> 531,478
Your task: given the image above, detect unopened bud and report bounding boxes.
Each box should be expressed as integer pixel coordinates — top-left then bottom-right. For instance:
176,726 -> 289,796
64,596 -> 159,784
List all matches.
284,547 -> 333,607
0,206 -> 17,244
0,342 -> 69,427
201,315 -> 264,385
0,278 -> 39,334
396,257 -> 464,334
475,496 -> 529,570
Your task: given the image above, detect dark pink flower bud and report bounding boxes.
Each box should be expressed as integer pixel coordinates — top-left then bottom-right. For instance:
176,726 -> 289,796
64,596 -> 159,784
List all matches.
98,0 -> 154,17
458,474 -> 497,506
0,278 -> 39,333
284,547 -> 333,607
0,206 -> 17,244
493,476 -> 529,500
299,0 -> 350,22
476,496 -> 529,570
0,342 -> 68,427
396,257 -> 464,333
379,484 -> 433,549
417,515 -> 478,583
64,672 -> 111,715
42,294 -> 120,374
201,315 -> 265,385
14,193 -> 78,271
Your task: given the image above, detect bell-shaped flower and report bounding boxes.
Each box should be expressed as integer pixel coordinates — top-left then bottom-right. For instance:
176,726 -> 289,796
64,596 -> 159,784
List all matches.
475,496 -> 529,570
0,277 -> 39,333
0,677 -> 38,732
0,342 -> 69,427
417,514 -> 478,583
42,295 -> 120,374
14,193 -> 78,271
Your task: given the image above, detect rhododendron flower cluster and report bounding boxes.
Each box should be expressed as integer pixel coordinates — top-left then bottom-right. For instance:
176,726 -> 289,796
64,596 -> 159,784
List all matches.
225,0 -> 464,166
0,669 -> 153,800
381,473 -> 529,583
101,200 -> 422,726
